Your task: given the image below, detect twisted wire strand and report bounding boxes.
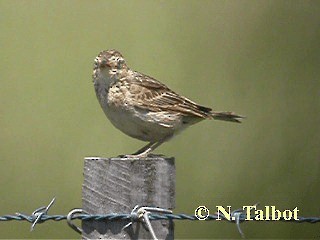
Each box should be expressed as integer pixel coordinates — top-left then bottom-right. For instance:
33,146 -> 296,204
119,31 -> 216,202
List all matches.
1,213 -> 319,223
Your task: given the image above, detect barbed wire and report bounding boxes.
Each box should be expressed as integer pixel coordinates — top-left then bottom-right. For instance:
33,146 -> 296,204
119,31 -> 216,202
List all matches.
3,211 -> 320,223
1,198 -> 319,239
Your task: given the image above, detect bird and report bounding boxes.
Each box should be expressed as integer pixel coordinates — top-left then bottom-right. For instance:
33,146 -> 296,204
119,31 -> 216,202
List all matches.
92,49 -> 244,157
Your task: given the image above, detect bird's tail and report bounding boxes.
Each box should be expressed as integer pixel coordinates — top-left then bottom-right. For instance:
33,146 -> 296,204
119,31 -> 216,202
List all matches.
211,111 -> 244,123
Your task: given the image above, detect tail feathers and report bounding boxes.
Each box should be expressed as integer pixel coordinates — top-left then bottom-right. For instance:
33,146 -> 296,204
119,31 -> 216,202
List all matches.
211,111 -> 244,123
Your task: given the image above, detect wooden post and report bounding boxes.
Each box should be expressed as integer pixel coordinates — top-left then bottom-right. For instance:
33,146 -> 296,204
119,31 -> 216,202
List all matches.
82,156 -> 175,239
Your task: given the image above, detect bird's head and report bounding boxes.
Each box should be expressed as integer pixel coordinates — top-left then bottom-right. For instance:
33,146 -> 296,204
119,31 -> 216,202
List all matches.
94,49 -> 127,70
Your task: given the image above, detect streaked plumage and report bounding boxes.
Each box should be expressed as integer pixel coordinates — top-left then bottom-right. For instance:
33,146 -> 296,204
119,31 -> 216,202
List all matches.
93,49 -> 244,157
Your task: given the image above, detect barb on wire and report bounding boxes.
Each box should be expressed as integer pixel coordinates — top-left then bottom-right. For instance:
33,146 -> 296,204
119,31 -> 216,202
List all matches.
122,205 -> 140,231
218,202 -> 259,238
231,208 -> 246,238
122,205 -> 173,240
16,197 -> 56,231
231,203 -> 257,238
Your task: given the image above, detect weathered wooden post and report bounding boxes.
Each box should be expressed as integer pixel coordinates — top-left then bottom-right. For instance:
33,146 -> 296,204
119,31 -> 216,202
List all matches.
82,156 -> 175,239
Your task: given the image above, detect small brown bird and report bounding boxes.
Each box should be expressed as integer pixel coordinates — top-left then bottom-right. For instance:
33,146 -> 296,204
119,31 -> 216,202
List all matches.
93,49 -> 243,157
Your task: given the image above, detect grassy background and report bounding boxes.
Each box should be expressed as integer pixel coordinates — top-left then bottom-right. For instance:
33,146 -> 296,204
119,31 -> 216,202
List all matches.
1,0 -> 319,238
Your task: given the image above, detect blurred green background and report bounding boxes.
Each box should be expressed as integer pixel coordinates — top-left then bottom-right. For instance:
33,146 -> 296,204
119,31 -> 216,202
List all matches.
1,0 -> 319,239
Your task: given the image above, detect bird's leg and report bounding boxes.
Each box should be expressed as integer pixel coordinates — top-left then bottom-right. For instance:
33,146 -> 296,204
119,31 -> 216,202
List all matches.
122,140 -> 166,158
134,141 -> 165,157
132,142 -> 156,155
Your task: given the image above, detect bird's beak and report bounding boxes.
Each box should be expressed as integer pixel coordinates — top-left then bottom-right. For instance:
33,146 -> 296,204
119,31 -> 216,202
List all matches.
99,59 -> 110,68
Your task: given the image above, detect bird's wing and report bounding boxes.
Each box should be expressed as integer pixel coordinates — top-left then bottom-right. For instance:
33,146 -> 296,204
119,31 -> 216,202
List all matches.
125,71 -> 212,118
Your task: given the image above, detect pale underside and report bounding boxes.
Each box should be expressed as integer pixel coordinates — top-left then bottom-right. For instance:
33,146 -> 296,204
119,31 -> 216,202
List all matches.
102,70 -> 209,142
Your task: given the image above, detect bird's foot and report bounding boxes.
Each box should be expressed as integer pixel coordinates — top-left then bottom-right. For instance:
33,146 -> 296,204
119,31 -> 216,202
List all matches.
118,153 -> 149,159
118,153 -> 166,159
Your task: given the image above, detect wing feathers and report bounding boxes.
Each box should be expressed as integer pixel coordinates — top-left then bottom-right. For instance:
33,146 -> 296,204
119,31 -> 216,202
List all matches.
126,72 -> 212,118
